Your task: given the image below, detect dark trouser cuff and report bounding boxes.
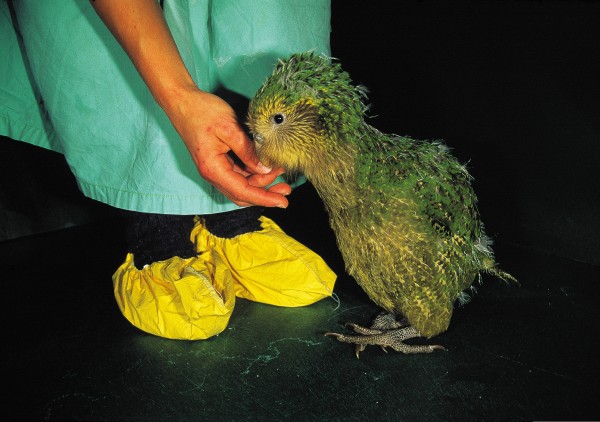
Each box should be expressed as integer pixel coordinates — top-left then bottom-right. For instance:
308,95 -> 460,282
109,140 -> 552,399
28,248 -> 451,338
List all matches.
123,211 -> 197,267
122,207 -> 264,268
202,206 -> 264,238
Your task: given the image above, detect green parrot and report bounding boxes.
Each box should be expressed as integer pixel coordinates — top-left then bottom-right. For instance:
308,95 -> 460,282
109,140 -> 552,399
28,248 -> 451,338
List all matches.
247,52 -> 517,357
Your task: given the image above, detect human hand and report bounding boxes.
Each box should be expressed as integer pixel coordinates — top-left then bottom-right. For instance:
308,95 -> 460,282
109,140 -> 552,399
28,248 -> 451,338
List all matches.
165,86 -> 292,207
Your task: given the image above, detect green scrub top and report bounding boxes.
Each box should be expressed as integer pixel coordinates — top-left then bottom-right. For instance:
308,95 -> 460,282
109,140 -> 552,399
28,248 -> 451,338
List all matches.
0,0 -> 331,214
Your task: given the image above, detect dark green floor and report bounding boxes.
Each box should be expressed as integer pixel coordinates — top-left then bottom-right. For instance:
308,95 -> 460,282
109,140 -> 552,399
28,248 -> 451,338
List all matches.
2,184 -> 599,421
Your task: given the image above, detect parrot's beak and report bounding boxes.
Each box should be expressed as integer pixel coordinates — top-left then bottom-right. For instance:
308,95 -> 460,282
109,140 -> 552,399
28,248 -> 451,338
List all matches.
253,133 -> 264,148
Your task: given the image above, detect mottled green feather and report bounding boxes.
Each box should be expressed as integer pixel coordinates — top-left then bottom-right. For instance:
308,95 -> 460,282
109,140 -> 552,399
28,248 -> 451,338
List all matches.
248,52 -> 516,338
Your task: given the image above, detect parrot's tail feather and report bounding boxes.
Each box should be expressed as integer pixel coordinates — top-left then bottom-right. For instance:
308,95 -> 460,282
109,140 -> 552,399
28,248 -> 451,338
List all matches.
456,291 -> 472,307
485,265 -> 520,287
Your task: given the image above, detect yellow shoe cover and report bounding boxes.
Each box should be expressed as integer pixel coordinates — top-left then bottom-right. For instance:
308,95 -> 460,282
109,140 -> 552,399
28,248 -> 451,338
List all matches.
192,216 -> 337,307
113,252 -> 235,340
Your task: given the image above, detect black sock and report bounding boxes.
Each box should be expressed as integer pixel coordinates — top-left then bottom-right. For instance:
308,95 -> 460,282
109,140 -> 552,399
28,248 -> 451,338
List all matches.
123,211 -> 196,267
122,207 -> 264,267
202,206 -> 264,238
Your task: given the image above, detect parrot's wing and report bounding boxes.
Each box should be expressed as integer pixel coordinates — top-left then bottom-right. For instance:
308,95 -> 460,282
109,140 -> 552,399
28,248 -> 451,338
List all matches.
355,131 -> 482,242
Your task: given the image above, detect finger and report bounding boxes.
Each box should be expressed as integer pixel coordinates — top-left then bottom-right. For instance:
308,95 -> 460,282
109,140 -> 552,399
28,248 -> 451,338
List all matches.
267,182 -> 293,196
220,125 -> 271,174
222,181 -> 289,208
231,162 -> 252,178
203,155 -> 289,208
247,173 -> 282,188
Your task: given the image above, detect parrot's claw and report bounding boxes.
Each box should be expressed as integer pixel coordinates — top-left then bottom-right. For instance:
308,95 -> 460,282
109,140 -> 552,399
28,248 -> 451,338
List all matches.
355,344 -> 367,359
324,332 -> 342,340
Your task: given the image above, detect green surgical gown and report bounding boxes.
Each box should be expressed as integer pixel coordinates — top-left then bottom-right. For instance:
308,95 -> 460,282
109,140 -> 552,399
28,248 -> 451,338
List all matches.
0,0 -> 331,214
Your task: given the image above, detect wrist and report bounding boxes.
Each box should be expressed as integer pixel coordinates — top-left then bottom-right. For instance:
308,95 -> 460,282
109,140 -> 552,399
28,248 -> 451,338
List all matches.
154,78 -> 201,117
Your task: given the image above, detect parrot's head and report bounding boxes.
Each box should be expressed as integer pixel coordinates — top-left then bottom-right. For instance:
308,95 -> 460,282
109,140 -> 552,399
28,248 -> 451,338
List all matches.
247,52 -> 368,177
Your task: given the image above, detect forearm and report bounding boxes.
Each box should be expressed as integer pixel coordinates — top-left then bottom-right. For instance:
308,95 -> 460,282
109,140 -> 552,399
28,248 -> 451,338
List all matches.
90,0 -> 196,112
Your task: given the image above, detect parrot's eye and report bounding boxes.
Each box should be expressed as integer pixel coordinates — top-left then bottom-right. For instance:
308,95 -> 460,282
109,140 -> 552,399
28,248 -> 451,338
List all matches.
273,114 -> 286,125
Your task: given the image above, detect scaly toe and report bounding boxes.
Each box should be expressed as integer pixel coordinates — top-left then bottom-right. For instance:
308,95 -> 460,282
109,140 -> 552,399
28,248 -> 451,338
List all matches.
345,322 -> 384,335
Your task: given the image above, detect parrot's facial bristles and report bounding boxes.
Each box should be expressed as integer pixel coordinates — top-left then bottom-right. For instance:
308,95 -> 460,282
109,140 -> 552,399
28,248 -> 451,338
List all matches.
247,95 -> 326,176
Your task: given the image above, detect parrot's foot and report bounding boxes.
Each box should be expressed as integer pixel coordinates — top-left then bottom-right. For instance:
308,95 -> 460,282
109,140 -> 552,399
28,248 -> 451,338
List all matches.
325,312 -> 445,358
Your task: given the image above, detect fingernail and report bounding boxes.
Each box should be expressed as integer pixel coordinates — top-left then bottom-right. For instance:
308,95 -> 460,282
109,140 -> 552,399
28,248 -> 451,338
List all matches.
277,203 -> 287,209
258,163 -> 272,173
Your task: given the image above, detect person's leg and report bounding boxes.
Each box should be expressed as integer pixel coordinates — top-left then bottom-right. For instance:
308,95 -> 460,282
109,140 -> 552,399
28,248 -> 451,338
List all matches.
123,212 -> 197,268
113,247 -> 236,340
9,1 -> 238,340
193,213 -> 337,308
203,206 -> 263,238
